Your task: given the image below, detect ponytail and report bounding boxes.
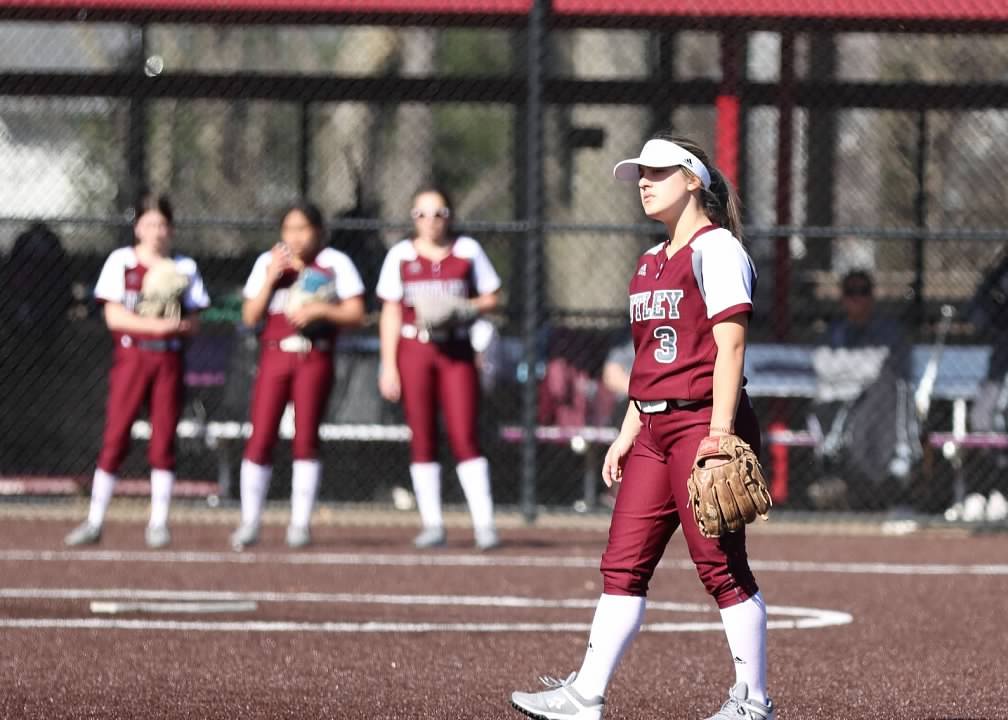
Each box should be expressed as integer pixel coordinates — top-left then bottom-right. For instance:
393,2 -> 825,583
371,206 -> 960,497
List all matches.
652,132 -> 744,241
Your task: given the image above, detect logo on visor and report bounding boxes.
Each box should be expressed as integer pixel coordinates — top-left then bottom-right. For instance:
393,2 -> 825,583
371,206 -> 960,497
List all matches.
683,156 -> 693,167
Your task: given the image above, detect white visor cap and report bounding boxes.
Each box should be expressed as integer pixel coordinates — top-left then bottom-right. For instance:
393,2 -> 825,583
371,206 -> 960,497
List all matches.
613,139 -> 711,189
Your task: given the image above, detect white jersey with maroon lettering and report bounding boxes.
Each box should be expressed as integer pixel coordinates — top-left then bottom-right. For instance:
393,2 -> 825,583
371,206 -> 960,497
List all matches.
243,246 -> 364,342
627,225 -> 756,402
375,236 -> 501,326
93,246 -> 210,343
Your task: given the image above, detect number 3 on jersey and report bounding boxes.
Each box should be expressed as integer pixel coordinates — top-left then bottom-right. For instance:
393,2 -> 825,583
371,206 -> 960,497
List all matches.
653,325 -> 677,364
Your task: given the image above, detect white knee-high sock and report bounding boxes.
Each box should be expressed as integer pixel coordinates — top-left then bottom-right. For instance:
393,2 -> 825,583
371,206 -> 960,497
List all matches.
239,459 -> 272,528
719,592 -> 768,703
290,459 -> 321,529
456,456 -> 494,531
87,468 -> 117,527
572,593 -> 646,700
148,469 -> 174,528
410,462 -> 443,530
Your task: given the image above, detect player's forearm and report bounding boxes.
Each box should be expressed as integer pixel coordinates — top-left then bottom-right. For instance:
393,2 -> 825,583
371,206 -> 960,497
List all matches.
618,402 -> 642,439
103,303 -> 171,335
318,297 -> 366,327
241,289 -> 271,327
378,302 -> 402,369
710,318 -> 747,433
470,291 -> 499,314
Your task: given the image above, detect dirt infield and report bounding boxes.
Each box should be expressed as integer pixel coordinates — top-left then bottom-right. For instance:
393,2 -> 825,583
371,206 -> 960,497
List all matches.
1,500 -> 1005,719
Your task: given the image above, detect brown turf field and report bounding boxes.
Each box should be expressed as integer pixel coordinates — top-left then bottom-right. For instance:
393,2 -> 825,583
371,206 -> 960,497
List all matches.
0,500 -> 1005,720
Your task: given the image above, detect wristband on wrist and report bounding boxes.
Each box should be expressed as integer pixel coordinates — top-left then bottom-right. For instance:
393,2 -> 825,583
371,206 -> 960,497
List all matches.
709,424 -> 734,434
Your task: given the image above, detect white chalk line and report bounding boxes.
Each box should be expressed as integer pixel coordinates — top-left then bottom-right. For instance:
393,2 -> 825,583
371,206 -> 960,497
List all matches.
0,587 -> 852,632
0,549 -> 1005,576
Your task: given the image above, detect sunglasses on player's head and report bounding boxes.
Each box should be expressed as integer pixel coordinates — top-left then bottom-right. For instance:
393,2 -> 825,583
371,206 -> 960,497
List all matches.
843,285 -> 872,297
410,207 -> 451,220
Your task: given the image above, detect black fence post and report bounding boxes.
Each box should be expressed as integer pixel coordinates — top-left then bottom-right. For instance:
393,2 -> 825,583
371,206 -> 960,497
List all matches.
520,0 -> 548,523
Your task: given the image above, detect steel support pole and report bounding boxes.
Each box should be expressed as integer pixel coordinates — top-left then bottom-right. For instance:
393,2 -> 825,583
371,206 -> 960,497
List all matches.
520,0 -> 548,523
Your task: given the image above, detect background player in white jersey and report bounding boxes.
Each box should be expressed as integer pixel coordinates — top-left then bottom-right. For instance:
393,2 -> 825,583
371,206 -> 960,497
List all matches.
65,192 -> 210,549
511,135 -> 774,720
376,186 -> 502,550
230,201 -> 365,550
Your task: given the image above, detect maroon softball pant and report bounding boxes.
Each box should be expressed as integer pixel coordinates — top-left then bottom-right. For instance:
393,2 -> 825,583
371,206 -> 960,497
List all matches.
397,337 -> 481,464
600,393 -> 762,609
97,346 -> 183,473
243,347 -> 333,465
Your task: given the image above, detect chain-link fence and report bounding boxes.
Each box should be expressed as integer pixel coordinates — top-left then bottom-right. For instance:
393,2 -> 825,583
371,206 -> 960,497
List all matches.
2,6 -> 1008,522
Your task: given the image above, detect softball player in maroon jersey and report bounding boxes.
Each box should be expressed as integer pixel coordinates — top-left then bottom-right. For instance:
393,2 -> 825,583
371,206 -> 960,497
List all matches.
511,136 -> 775,720
376,187 -> 502,550
64,193 -> 210,549
230,202 -> 365,550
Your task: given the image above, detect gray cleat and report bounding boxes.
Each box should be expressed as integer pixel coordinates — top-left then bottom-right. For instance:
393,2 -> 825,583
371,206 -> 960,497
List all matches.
144,524 -> 171,549
705,682 -> 775,720
64,522 -> 102,547
230,523 -> 260,551
413,526 -> 446,549
285,524 -> 311,548
510,672 -> 604,720
475,526 -> 500,551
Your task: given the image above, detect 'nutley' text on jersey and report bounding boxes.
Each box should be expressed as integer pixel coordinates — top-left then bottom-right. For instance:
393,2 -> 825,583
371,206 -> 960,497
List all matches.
630,289 -> 684,322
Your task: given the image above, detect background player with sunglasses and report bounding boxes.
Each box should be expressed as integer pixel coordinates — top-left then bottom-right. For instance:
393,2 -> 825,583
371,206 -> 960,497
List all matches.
376,186 -> 502,550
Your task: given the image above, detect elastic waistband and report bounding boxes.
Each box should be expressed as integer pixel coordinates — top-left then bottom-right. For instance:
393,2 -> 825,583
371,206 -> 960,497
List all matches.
121,336 -> 181,352
401,324 -> 468,344
264,336 -> 332,353
633,398 -> 712,414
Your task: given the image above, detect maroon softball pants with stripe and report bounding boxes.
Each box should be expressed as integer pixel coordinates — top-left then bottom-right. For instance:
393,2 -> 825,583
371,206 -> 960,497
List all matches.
600,392 -> 762,609
397,337 -> 481,463
243,347 -> 334,464
97,346 -> 183,473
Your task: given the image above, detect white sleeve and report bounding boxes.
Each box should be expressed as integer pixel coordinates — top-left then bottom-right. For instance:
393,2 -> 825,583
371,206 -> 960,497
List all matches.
469,240 -> 502,296
694,235 -> 755,320
93,250 -> 126,304
243,254 -> 270,300
183,262 -> 211,311
330,251 -> 365,300
375,248 -> 404,302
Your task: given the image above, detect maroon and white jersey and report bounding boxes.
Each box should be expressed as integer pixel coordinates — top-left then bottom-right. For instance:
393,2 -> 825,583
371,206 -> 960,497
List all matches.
375,236 -> 501,326
243,246 -> 364,343
628,225 -> 756,402
93,246 -> 210,344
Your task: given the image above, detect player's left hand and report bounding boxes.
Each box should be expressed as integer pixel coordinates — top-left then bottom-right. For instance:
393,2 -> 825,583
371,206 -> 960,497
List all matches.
287,302 -> 325,328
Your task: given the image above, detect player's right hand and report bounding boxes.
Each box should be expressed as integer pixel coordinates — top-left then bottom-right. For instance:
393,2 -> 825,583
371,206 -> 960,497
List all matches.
602,432 -> 635,487
266,243 -> 292,283
378,367 -> 401,402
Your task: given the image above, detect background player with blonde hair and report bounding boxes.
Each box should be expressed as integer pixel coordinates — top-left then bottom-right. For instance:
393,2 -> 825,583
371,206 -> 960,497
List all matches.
376,186 -> 502,550
65,192 -> 209,549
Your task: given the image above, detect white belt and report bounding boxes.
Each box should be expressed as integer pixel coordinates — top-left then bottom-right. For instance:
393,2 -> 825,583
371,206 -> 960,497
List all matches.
401,324 -> 467,344
633,398 -> 710,414
277,335 -> 331,353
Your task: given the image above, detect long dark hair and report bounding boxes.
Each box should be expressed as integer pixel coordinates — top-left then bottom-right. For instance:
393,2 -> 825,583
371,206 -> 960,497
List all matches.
280,200 -> 326,240
651,132 -> 744,240
132,191 -> 174,227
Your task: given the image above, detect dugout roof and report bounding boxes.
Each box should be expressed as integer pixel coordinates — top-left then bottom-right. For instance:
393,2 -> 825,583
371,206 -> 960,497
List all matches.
2,0 -> 1008,29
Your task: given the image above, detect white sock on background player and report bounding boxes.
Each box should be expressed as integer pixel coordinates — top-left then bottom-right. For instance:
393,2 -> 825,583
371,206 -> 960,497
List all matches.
87,468 -> 117,527
410,462 -> 443,530
239,459 -> 272,528
290,459 -> 321,529
148,469 -> 174,528
456,456 -> 494,531
572,593 -> 645,699
719,591 -> 768,703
